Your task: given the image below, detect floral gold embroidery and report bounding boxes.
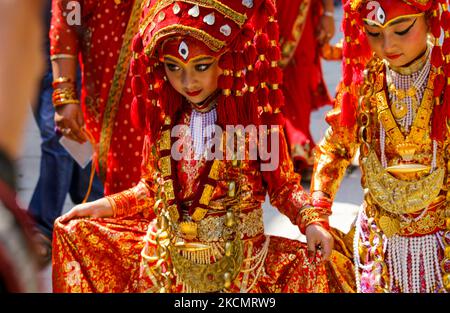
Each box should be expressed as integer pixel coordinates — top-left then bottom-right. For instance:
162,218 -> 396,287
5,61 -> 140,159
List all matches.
208,159 -> 221,180
159,130 -> 171,151
199,184 -> 215,206
159,156 -> 171,177
164,179 -> 175,200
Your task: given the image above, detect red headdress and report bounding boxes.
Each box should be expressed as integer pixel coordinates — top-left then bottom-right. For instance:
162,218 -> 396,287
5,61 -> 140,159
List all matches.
341,0 -> 450,141
130,0 -> 285,141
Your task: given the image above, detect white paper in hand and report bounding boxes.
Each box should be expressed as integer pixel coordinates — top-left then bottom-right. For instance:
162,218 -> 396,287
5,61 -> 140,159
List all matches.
59,136 -> 93,169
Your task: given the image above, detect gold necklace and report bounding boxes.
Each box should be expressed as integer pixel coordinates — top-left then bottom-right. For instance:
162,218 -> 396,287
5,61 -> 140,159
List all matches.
387,47 -> 430,120
376,71 -> 435,164
388,84 -> 418,120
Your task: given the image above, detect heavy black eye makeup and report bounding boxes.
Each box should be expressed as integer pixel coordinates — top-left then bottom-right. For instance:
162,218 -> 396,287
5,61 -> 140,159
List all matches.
364,18 -> 417,38
366,29 -> 380,37
394,19 -> 416,35
364,22 -> 381,37
195,63 -> 213,72
165,62 -> 180,72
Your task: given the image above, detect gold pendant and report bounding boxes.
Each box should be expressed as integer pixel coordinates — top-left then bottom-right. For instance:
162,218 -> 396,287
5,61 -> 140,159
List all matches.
179,221 -> 198,240
379,215 -> 400,238
391,100 -> 407,119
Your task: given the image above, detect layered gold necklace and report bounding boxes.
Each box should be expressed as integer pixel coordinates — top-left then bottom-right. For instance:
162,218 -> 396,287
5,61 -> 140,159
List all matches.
376,67 -> 435,172
386,47 -> 430,120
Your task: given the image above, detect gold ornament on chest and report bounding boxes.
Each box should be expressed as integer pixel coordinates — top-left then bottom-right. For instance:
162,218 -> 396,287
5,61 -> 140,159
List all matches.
375,71 -> 436,176
388,83 -> 418,120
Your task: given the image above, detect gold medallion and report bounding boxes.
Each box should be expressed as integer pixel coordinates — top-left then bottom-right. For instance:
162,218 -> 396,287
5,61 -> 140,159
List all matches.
391,100 -> 407,119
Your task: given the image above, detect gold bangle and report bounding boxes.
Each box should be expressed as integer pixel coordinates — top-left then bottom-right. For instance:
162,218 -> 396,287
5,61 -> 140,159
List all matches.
50,54 -> 77,61
105,196 -> 117,218
52,87 -> 79,107
52,77 -> 75,88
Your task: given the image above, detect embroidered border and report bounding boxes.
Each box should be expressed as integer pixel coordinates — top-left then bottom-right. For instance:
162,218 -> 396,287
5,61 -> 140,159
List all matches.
140,0 -> 247,36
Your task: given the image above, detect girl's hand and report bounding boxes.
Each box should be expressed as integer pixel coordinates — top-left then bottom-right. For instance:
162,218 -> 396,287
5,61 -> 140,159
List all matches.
305,222 -> 334,263
58,198 -> 113,223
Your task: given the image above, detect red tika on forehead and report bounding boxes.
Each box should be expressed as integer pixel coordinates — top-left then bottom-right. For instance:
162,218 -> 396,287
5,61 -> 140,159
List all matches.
160,36 -> 221,63
360,0 -> 422,26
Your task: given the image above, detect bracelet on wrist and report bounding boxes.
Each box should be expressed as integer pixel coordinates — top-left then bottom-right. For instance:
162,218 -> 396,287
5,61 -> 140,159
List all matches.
52,77 -> 75,88
307,220 -> 331,232
52,86 -> 80,108
323,11 -> 334,17
298,207 -> 323,234
311,196 -> 332,216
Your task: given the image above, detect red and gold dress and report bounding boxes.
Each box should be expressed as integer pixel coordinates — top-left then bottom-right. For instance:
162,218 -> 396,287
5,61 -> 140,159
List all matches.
312,53 -> 450,292
277,0 -> 334,171
49,0 -> 145,194
52,104 -> 355,293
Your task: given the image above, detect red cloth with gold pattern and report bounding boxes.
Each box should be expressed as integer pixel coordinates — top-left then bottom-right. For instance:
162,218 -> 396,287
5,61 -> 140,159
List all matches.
49,0 -> 145,194
52,106 -> 355,292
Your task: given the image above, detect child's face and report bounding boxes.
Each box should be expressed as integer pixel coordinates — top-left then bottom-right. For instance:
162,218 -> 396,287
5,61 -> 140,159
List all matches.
364,14 -> 429,67
163,54 -> 222,104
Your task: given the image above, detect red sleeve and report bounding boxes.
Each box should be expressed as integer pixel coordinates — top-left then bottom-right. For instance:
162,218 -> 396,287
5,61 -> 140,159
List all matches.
106,134 -> 157,219
50,0 -> 93,56
261,126 -> 311,226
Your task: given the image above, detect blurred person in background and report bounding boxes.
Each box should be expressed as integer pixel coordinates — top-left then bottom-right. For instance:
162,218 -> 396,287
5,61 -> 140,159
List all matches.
277,0 -> 342,180
29,0 -> 104,267
0,0 -> 45,292
49,0 -> 146,198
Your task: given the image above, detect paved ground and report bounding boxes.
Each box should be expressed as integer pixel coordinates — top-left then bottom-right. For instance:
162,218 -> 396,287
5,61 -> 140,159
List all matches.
15,6 -> 362,293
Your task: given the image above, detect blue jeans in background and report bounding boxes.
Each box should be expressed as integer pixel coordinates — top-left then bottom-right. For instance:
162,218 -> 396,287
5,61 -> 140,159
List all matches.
28,70 -> 104,240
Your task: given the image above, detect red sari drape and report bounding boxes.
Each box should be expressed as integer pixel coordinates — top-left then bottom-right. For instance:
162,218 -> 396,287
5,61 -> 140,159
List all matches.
277,0 -> 333,170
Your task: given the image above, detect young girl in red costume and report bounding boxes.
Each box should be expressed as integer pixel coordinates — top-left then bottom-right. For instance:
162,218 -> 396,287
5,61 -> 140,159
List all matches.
311,0 -> 450,292
51,0 -> 355,293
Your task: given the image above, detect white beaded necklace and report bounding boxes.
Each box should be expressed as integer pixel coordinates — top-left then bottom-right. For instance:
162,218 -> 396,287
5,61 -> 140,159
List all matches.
189,106 -> 217,160
385,233 -> 445,292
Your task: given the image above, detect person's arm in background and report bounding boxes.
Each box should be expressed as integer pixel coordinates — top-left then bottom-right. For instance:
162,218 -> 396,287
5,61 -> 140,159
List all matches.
316,0 -> 336,46
49,0 -> 87,143
0,0 -> 45,160
0,0 -> 45,293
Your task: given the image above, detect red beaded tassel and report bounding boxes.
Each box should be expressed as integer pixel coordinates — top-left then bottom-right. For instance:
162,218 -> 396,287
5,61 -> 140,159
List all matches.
441,2 -> 450,134
430,2 -> 447,141
255,31 -> 271,126
340,5 -> 366,128
266,15 -> 285,127
233,51 -> 247,125
217,52 -> 237,127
